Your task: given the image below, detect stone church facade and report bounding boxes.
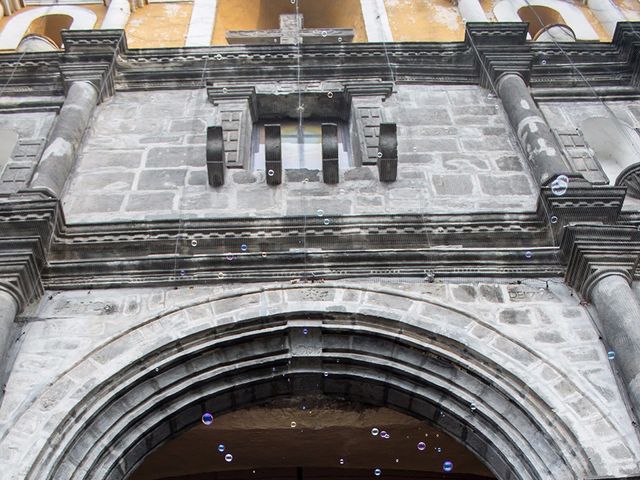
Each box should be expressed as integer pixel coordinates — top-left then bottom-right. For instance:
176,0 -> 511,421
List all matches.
2,1 -> 640,479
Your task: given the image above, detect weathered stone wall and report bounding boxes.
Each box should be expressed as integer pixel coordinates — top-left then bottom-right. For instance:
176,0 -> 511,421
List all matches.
61,86 -> 537,224
0,280 -> 638,478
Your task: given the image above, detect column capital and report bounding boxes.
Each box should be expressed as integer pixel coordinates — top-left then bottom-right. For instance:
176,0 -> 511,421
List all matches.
561,224 -> 640,300
59,30 -> 128,102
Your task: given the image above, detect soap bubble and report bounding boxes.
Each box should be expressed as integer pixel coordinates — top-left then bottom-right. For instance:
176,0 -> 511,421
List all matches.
321,31 -> 327,37
240,243 -> 248,252
374,468 -> 382,476
217,444 -> 225,453
191,239 -> 198,247
339,458 -> 345,465
317,209 -> 324,217
443,460 -> 453,472
525,251 -> 533,259
377,152 -> 383,158
417,441 -> 426,451
201,413 -> 213,425
371,427 -> 379,436
608,351 -> 615,360
550,175 -> 569,196
226,253 -> 235,261
435,447 -> 442,453
291,421 -> 297,428
268,169 -> 275,177
303,328 -> 309,335
381,431 -> 390,439
324,372 -> 329,377
225,453 -> 233,462
470,402 -> 478,411
324,218 -> 331,225
550,215 -> 558,224
327,92 -> 334,98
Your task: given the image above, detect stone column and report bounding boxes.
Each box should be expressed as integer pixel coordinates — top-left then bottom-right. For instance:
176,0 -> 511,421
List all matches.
185,0 -> 218,47
360,0 -> 393,42
101,0 -> 131,30
456,0 -> 489,22
30,81 -> 98,197
0,289 -> 18,376
587,0 -> 626,37
497,73 -> 570,186
590,273 -> 640,419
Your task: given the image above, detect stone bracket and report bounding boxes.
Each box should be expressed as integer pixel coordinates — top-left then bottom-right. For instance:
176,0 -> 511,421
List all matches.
207,86 -> 256,169
561,224 -> 640,299
206,126 -> 225,187
0,138 -> 46,196
377,123 -> 398,183
321,123 -> 339,184
265,124 -> 282,186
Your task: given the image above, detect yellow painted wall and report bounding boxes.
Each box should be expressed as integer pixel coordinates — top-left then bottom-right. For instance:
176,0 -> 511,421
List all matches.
212,0 -> 367,45
385,0 -> 464,42
126,3 -> 192,49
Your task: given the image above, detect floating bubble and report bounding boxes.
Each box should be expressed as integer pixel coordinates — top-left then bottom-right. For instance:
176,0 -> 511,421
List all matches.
395,459 -> 399,463
303,328 -> 309,335
215,54 -> 223,61
338,37 -> 343,42
374,468 -> 382,476
191,239 -> 198,247
217,444 -> 225,453
339,458 -> 345,465
201,413 -> 213,425
381,431 -> 389,439
291,421 -> 297,428
268,169 -> 275,177
608,351 -> 616,360
550,215 -> 558,224
317,209 -> 324,217
541,59 -> 547,65
327,92 -> 334,98
435,447 -> 442,453
321,31 -> 327,37
261,251 -> 267,258
324,371 -> 329,377
303,177 -> 309,183
443,461 -> 453,472
323,218 -> 331,225
226,253 -> 235,261
550,175 -> 569,196
218,272 -> 225,279
222,87 -> 228,93
377,152 -> 383,158
240,243 -> 248,252
371,427 -> 379,436
417,441 -> 426,451
470,402 -> 478,411
225,454 -> 233,462
525,251 -> 533,259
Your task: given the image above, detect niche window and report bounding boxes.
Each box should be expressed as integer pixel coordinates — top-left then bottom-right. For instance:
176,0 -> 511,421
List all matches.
252,120 -> 351,171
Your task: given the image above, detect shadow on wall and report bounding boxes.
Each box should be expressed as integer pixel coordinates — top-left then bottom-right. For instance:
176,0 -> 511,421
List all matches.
0,129 -> 18,175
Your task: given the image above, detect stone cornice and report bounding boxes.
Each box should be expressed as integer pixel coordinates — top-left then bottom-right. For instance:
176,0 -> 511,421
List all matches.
561,224 -> 640,300
2,24 -> 640,96
0,198 -> 58,309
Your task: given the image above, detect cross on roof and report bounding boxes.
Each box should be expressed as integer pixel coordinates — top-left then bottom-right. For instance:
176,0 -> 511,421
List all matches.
226,14 -> 354,45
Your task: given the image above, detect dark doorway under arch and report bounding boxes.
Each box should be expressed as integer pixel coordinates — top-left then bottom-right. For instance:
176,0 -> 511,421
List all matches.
129,397 -> 496,480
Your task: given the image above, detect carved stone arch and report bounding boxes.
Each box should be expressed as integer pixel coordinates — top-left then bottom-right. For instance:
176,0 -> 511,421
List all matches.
0,6 -> 97,50
1,285 -> 635,480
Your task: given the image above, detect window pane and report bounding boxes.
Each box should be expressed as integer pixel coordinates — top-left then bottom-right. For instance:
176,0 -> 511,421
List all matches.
252,120 -> 350,171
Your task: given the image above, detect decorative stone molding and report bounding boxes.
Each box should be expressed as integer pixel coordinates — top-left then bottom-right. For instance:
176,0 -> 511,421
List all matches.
206,126 -> 225,187
561,224 -> 640,299
321,123 -> 339,184
377,122 -> 397,182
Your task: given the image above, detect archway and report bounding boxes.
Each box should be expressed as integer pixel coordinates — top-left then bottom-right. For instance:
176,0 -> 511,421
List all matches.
516,5 -> 566,39
24,13 -> 73,48
2,285 -> 628,480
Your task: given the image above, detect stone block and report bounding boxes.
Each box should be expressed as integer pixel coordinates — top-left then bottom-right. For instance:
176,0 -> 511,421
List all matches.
78,151 -> 143,170
169,118 -> 206,134
137,169 -> 187,190
68,194 -> 124,214
126,192 -> 175,211
461,136 -> 512,152
499,309 -> 531,325
432,175 -> 473,195
73,172 -> 135,191
180,191 -> 229,211
344,168 -> 375,181
400,138 -> 459,153
479,175 -> 532,196
285,169 -> 320,183
187,171 -> 207,186
452,285 -> 477,302
495,155 -> 524,171
232,170 -> 258,184
146,146 -> 204,168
